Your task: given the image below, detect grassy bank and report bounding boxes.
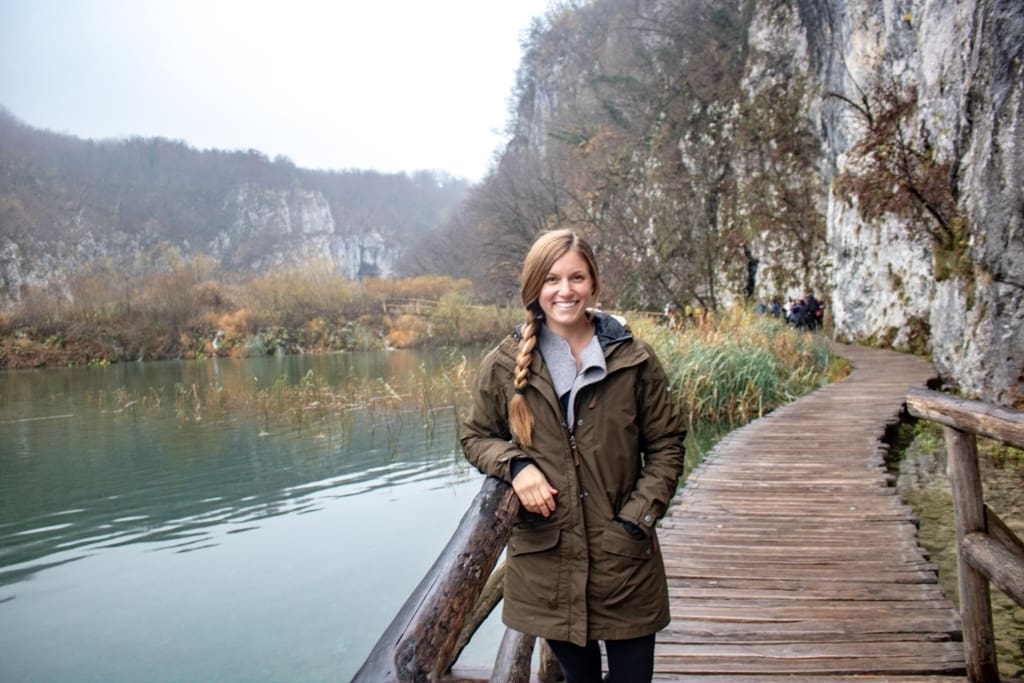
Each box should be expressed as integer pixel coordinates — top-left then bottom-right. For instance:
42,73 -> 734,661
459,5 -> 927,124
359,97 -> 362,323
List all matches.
54,292 -> 843,476
0,260 -> 519,368
3,260 -> 844,489
3,256 -> 843,468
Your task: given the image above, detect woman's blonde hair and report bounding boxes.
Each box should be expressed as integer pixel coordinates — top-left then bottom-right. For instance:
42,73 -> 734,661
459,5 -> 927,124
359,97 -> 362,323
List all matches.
509,229 -> 600,446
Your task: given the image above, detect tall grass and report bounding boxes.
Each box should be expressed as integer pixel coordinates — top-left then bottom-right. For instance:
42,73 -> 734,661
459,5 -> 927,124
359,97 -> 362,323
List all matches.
630,307 -> 846,471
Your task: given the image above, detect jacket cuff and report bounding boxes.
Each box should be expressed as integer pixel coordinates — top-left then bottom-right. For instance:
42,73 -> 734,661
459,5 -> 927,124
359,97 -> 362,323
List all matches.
509,457 -> 536,481
619,501 -> 664,533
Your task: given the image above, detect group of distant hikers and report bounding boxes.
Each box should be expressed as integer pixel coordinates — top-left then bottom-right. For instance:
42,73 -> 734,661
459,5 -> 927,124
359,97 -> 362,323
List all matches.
757,293 -> 824,329
661,293 -> 824,331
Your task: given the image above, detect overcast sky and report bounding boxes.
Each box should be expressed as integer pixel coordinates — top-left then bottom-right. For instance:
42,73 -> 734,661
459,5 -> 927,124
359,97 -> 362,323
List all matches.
0,0 -> 552,182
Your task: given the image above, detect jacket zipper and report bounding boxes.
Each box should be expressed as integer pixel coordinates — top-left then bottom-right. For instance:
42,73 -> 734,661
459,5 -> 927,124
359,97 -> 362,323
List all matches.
568,432 -> 581,467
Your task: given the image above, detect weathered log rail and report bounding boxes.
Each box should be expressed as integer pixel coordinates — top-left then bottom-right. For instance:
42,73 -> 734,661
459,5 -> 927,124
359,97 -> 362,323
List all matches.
351,476 -> 513,682
350,475 -> 557,683
907,387 -> 1024,683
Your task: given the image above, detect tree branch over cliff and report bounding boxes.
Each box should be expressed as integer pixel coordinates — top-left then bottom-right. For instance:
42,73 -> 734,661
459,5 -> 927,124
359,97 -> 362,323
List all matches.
829,79 -> 968,281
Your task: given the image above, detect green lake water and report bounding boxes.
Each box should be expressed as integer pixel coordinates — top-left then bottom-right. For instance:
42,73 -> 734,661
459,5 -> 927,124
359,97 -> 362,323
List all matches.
0,349 -> 503,682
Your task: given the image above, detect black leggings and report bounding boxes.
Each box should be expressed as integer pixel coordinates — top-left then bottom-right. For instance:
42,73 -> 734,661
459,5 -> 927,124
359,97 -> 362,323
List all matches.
546,634 -> 656,683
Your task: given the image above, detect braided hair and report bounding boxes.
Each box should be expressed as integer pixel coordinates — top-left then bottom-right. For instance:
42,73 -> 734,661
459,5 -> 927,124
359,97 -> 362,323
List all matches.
509,229 -> 600,446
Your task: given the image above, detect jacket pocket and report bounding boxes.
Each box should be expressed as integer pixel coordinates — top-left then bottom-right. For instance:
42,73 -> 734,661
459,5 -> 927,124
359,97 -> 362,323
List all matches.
506,526 -> 562,609
590,523 -> 656,608
601,523 -> 653,560
509,525 -> 560,556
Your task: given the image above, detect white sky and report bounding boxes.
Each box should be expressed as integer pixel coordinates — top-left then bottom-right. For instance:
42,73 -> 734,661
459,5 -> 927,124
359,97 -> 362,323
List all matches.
0,0 -> 552,182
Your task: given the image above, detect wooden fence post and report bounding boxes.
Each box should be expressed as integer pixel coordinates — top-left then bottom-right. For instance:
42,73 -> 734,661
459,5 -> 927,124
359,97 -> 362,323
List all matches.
537,640 -> 561,683
945,425 -> 999,682
489,629 -> 535,683
351,476 -> 518,682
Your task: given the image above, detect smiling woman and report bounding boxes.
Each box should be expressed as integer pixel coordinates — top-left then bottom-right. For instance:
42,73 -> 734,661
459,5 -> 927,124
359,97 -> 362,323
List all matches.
460,228 -> 687,683
0,0 -> 553,181
538,249 -> 598,340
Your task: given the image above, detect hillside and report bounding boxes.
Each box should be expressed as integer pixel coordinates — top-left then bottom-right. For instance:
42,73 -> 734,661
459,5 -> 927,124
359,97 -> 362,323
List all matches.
0,107 -> 469,307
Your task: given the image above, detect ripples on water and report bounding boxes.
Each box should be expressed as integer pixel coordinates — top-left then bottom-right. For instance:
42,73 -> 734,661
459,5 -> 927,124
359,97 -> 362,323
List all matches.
0,352 -> 496,683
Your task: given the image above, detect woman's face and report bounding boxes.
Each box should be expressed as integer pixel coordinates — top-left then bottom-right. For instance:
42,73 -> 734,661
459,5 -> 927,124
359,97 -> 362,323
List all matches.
538,249 -> 595,336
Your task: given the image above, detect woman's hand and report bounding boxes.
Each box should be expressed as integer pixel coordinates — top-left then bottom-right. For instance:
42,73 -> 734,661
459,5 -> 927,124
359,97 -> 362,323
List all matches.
512,464 -> 558,517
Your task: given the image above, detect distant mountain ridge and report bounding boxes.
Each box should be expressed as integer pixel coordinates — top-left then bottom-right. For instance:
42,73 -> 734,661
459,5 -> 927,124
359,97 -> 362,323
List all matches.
0,108 -> 470,308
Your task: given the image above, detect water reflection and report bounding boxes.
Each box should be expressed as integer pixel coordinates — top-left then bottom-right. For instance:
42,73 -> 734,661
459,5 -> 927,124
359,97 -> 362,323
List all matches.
0,350 -> 492,683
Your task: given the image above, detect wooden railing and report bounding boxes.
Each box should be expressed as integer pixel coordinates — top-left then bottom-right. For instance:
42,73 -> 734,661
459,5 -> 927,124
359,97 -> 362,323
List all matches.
350,476 -> 559,683
906,387 -> 1024,683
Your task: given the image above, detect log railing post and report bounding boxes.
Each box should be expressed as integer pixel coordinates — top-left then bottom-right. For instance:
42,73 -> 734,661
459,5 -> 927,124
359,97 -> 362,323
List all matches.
944,425 -> 999,682
537,640 -> 561,682
907,387 -> 1024,683
351,476 -> 518,682
489,628 -> 536,683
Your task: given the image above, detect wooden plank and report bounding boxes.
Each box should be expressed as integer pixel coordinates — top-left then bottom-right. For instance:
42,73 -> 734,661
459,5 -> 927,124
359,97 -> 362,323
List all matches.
651,677 -> 969,683
669,609 -> 954,623
962,530 -> 1024,608
669,584 -> 953,600
661,615 -> 962,640
663,565 -> 939,583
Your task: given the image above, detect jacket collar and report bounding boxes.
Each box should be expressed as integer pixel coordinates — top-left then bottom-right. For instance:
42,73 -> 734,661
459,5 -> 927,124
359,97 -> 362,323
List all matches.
498,310 -> 647,412
513,309 -> 632,351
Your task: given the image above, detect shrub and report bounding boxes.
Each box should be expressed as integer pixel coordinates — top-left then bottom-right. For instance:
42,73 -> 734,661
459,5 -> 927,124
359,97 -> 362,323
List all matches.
244,259 -> 361,326
387,314 -> 429,348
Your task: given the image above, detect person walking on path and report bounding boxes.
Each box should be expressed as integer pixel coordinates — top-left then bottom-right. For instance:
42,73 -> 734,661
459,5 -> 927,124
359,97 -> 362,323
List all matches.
461,229 -> 687,683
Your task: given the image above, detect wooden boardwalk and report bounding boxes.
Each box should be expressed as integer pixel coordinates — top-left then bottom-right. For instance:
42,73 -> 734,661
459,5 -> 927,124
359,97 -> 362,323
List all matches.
654,343 -> 968,682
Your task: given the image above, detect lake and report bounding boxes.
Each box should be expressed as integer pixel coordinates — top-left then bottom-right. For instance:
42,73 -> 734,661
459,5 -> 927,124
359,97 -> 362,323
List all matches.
0,349 -> 505,682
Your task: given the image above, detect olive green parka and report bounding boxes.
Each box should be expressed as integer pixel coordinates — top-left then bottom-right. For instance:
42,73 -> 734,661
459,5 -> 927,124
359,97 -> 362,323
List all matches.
460,312 -> 686,646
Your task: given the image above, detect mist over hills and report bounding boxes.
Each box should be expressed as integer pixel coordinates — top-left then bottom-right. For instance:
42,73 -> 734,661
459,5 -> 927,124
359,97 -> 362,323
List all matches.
0,107 -> 470,305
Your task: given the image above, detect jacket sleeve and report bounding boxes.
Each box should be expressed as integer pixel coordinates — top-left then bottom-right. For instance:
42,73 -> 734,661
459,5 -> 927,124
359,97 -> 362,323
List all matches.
460,347 -> 528,483
617,346 -> 687,534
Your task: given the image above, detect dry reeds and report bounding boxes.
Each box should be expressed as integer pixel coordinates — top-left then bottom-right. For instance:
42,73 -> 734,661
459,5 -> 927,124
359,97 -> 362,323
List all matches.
631,306 -> 843,431
92,351 -> 477,451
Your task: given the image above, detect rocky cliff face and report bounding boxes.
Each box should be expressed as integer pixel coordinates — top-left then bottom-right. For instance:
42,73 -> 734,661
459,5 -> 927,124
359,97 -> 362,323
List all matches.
0,185 -> 397,309
742,0 -> 1022,406
506,0 -> 1020,406
0,119 -> 467,311
211,183 -> 397,279
835,0 -> 1018,405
